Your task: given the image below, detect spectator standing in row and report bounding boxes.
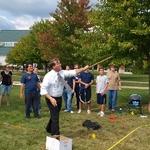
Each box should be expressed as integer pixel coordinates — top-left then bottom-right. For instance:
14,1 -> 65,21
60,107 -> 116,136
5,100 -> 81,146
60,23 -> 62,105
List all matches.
73,64 -> 80,110
20,63 -> 40,118
33,67 -> 42,115
0,65 -> 13,106
96,67 -> 109,117
78,69 -> 94,114
107,64 -> 121,111
63,65 -> 75,113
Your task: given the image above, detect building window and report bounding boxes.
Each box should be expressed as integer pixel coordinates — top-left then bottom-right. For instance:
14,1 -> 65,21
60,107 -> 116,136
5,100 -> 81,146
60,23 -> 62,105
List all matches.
4,42 -> 17,47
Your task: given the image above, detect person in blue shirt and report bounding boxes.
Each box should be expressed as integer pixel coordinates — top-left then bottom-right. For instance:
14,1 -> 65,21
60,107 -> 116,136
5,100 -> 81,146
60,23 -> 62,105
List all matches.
20,63 -> 40,118
78,69 -> 94,114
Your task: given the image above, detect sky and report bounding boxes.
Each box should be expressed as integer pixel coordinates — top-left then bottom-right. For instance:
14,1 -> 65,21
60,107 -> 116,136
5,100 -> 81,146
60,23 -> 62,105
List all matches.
0,0 -> 98,30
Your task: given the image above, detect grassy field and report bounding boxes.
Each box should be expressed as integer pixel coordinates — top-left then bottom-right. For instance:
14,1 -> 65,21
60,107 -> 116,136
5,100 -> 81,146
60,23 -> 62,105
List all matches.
120,74 -> 149,82
0,85 -> 149,150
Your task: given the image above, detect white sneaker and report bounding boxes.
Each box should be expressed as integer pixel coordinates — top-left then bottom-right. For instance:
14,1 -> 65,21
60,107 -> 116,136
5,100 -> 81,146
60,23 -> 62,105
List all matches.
97,112 -> 101,116
87,110 -> 91,114
77,109 -> 81,113
111,109 -> 115,112
70,111 -> 74,114
64,109 -> 68,112
100,111 -> 104,117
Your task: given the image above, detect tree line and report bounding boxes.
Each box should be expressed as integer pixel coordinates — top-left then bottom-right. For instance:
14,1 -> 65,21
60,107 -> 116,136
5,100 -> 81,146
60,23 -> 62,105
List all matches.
6,0 -> 150,73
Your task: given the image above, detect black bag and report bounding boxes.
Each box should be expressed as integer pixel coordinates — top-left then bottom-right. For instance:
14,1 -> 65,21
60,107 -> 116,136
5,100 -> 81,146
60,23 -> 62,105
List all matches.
82,120 -> 101,130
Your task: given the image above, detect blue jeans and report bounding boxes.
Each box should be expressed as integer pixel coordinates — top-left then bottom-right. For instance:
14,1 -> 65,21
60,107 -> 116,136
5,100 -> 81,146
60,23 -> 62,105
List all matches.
63,89 -> 73,112
108,90 -> 118,110
0,84 -> 12,95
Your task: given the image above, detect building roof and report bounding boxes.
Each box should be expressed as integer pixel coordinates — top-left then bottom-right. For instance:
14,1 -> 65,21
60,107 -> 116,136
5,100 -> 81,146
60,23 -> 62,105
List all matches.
0,30 -> 29,42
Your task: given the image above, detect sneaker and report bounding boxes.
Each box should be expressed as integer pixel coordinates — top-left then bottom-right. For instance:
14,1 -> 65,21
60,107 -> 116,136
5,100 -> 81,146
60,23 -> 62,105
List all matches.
77,109 -> 81,113
100,111 -> 104,117
111,109 -> 115,112
87,110 -> 91,114
64,109 -> 68,112
97,112 -> 101,116
70,111 -> 74,114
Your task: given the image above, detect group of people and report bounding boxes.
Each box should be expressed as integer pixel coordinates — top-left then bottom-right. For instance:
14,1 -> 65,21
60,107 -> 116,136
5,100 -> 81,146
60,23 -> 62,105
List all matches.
62,64 -> 94,114
0,58 -> 121,138
61,63 -> 121,117
40,58 -> 121,137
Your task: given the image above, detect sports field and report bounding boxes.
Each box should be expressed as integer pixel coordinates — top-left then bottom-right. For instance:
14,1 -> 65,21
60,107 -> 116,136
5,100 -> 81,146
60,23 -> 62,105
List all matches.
0,74 -> 149,150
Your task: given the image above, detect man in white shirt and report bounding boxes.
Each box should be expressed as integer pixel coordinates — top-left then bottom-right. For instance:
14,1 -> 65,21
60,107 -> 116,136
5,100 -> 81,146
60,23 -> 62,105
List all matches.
40,58 -> 89,136
96,67 -> 109,117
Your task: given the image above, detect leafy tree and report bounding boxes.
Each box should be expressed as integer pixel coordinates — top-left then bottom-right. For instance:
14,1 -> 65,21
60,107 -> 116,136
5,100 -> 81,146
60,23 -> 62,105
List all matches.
91,0 -> 150,93
6,34 -> 42,65
7,0 -> 93,68
92,0 -> 150,69
51,0 -> 92,66
6,20 -> 58,70
31,20 -> 60,69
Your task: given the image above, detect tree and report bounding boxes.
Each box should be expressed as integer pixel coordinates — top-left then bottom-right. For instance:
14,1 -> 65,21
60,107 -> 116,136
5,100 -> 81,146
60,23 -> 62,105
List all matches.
6,20 -> 58,70
7,0 -> 93,68
51,0 -> 92,66
92,0 -> 150,68
6,34 -> 42,66
31,20 -> 60,70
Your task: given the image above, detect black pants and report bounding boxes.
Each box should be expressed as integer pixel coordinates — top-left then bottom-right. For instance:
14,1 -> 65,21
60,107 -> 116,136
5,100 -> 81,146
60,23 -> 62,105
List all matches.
75,87 -> 80,109
25,92 -> 39,117
46,97 -> 62,135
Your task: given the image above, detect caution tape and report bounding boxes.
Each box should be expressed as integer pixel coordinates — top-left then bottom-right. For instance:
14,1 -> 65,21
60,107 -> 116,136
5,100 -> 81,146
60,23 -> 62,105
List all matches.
107,124 -> 150,150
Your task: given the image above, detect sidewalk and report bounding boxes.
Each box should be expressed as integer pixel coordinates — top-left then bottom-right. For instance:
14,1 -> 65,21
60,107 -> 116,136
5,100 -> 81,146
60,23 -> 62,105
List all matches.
13,81 -> 21,85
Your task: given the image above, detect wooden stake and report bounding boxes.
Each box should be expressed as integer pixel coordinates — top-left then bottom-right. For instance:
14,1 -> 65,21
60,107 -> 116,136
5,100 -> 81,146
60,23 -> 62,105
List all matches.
89,56 -> 113,68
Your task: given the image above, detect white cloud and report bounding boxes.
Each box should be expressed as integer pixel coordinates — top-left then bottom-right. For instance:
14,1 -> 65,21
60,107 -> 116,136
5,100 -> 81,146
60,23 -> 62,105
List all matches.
11,16 -> 41,30
0,16 -> 16,30
0,0 -> 98,30
0,0 -> 58,17
0,0 -> 58,30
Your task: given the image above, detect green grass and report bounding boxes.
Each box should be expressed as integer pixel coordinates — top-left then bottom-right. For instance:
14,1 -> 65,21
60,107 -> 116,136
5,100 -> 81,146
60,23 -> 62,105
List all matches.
121,82 -> 149,87
120,74 -> 149,82
0,86 -> 149,150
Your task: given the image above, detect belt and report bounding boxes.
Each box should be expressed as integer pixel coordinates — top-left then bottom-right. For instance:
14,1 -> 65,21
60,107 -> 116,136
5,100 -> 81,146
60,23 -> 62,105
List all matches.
51,96 -> 62,99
